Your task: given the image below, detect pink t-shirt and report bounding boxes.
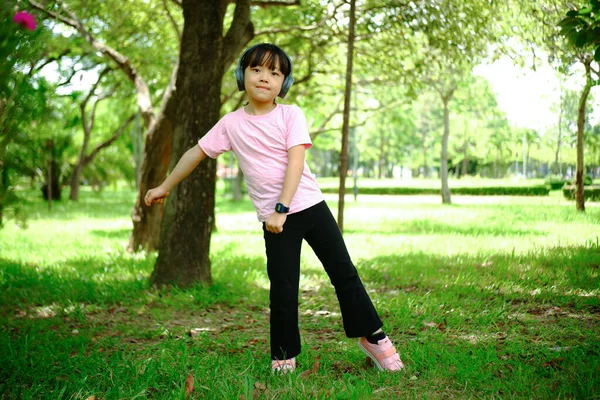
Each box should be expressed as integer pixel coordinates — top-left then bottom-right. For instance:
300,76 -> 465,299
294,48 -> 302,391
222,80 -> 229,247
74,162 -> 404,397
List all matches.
198,104 -> 324,222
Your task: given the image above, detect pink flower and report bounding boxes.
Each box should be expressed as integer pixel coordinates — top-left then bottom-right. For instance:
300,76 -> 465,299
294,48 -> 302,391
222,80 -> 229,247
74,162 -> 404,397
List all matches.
13,11 -> 37,31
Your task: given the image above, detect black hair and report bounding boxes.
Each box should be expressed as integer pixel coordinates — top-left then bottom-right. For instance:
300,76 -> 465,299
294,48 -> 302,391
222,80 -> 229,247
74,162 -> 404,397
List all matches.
241,43 -> 291,77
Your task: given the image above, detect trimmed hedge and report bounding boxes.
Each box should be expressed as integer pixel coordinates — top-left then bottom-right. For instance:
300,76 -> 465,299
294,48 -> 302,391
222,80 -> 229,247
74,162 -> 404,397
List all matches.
562,185 -> 600,201
321,186 -> 550,196
545,175 -> 593,190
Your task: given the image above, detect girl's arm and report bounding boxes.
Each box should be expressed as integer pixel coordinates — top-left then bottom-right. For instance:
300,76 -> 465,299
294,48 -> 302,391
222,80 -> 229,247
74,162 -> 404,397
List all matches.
265,144 -> 305,233
145,145 -> 207,206
278,145 -> 305,206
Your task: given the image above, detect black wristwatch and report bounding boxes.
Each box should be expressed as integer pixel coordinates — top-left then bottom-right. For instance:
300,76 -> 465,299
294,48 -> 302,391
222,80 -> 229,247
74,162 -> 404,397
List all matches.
275,203 -> 290,214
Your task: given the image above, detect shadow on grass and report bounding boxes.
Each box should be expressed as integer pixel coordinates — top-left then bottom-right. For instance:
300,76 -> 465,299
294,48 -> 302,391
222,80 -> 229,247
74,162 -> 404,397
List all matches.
0,255 -> 153,308
0,248 -> 270,313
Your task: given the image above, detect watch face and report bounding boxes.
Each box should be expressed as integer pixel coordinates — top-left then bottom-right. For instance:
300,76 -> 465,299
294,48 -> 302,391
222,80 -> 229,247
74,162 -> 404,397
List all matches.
275,203 -> 288,213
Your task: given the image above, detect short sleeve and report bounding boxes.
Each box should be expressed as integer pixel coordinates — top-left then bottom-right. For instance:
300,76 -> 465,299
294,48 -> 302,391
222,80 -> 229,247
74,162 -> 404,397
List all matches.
198,117 -> 232,158
285,105 -> 312,150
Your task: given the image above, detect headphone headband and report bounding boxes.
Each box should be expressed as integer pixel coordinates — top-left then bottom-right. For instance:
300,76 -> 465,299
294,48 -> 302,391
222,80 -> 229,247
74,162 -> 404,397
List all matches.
234,43 -> 294,99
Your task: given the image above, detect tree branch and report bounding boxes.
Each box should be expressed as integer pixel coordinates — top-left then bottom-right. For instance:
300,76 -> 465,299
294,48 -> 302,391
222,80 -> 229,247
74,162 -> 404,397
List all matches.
170,0 -> 298,9
28,0 -> 157,128
84,114 -> 137,166
255,1 -> 344,36
222,0 -> 254,72
33,49 -> 71,72
310,99 -> 405,140
247,0 -> 300,6
81,67 -> 112,135
162,0 -> 181,41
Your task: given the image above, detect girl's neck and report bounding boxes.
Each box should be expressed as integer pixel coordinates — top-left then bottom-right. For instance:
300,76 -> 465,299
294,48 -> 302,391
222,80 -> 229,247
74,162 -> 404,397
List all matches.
244,100 -> 277,116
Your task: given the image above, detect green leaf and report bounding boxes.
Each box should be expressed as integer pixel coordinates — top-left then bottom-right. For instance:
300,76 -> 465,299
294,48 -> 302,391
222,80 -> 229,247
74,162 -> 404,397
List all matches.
575,31 -> 589,47
578,8 -> 593,15
566,10 -> 579,17
559,26 -> 576,37
595,46 -> 600,62
558,18 -> 579,27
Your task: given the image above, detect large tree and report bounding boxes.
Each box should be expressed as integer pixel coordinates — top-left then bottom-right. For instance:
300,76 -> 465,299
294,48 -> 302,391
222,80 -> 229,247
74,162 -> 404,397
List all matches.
150,0 -> 255,286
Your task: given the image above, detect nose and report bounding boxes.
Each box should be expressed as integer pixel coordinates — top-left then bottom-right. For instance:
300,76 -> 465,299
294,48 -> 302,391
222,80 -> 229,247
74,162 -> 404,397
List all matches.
259,70 -> 269,82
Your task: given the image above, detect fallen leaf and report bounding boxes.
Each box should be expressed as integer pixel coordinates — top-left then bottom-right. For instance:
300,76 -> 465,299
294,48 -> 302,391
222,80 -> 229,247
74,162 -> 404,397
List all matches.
300,356 -> 321,378
423,321 -> 437,328
85,396 -> 98,400
542,358 -> 564,370
252,381 -> 267,399
436,320 -> 447,331
185,374 -> 194,398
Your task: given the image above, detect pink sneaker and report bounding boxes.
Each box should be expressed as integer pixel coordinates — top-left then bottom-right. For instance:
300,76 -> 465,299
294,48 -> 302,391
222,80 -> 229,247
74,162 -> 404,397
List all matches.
358,336 -> 405,371
272,357 -> 296,374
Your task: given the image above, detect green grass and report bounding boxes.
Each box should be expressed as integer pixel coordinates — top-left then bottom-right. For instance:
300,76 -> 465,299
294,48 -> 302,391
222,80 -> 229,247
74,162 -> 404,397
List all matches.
1,186 -> 599,399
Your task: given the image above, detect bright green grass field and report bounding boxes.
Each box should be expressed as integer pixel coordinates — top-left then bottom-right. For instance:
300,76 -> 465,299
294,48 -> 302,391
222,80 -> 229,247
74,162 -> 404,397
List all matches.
0,187 -> 599,399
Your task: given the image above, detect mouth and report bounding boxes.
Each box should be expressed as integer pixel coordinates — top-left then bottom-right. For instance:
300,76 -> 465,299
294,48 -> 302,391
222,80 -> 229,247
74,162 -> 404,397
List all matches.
256,86 -> 270,91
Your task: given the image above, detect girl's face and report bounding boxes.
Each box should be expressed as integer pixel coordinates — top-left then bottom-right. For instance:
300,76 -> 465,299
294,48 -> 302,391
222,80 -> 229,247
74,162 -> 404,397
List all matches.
244,55 -> 285,104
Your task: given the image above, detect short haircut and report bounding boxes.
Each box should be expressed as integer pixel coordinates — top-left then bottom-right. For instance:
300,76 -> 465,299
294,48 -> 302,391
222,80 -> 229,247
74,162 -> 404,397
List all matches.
241,43 -> 291,77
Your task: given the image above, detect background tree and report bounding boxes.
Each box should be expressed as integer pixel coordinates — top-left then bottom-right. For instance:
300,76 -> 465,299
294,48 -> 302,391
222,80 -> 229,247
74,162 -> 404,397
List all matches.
337,0 -> 356,233
29,0 -> 180,249
559,0 -> 600,210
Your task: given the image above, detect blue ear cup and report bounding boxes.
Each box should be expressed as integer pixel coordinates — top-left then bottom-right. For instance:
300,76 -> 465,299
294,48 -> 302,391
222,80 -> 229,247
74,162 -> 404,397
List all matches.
279,75 -> 294,99
234,44 -> 294,98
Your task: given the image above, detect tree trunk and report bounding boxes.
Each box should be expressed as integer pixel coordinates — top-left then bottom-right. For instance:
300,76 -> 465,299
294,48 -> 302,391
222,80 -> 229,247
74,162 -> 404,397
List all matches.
69,163 -> 82,200
377,131 -> 385,179
337,0 -> 356,234
150,0 -> 253,286
70,130 -> 91,201
461,141 -> 468,177
421,132 -> 428,178
441,96 -> 452,204
132,114 -> 144,188
575,61 -> 592,212
129,75 -> 177,252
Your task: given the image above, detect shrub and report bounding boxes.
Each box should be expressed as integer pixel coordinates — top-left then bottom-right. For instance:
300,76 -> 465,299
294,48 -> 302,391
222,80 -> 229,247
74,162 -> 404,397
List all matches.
544,175 -> 567,190
321,186 -> 550,196
562,184 -> 600,201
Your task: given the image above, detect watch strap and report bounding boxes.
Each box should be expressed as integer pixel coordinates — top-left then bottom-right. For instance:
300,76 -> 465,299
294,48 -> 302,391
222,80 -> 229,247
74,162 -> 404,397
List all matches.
275,202 -> 290,213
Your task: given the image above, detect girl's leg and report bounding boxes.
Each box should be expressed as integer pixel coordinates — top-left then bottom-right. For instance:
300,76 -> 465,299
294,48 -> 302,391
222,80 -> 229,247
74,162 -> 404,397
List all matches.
263,215 -> 306,360
303,201 -> 383,337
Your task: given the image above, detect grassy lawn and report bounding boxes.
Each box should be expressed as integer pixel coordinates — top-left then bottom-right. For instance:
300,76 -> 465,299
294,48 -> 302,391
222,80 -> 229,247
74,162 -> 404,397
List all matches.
316,177 -> 550,189
0,186 -> 599,399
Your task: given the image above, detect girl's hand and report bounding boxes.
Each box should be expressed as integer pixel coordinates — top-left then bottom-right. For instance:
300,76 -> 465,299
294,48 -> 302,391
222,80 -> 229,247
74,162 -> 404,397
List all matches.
145,186 -> 169,206
265,212 -> 287,234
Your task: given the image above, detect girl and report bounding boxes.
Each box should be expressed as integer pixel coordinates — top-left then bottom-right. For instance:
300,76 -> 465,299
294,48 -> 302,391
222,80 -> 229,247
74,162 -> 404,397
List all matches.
145,43 -> 404,374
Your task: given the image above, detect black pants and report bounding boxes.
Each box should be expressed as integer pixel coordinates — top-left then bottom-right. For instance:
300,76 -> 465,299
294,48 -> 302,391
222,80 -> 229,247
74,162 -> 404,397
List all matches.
263,201 -> 383,360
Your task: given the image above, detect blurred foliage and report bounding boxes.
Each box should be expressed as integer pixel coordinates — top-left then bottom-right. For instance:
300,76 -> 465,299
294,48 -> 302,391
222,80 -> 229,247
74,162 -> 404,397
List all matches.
0,0 -> 598,222
559,0 -> 600,63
